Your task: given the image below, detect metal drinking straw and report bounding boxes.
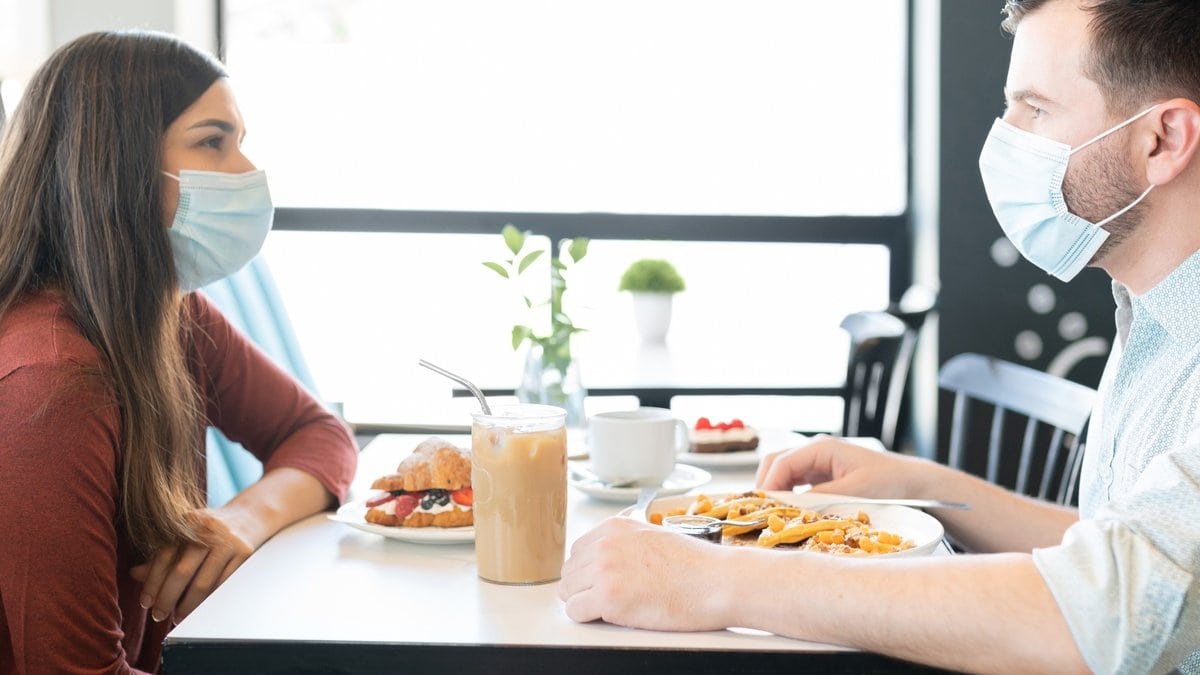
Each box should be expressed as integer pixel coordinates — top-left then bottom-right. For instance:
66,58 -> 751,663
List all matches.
417,359 -> 492,415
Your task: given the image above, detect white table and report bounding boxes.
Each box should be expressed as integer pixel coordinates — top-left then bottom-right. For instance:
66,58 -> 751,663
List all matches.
163,431 -> 939,674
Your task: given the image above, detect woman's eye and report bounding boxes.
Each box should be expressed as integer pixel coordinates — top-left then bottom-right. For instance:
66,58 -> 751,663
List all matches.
201,136 -> 224,150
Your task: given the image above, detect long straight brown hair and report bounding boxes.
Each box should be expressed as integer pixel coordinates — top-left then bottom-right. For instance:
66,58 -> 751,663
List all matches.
0,31 -> 227,558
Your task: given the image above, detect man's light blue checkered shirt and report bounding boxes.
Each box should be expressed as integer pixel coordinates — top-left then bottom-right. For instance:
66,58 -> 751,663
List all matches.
1032,250 -> 1200,675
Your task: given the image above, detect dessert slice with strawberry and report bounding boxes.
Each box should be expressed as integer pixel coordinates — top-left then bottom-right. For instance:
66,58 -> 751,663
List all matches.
689,417 -> 760,453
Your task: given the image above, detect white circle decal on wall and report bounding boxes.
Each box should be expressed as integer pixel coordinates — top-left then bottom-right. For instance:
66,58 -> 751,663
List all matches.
1015,330 -> 1043,360
1027,284 -> 1056,314
1058,312 -> 1088,341
990,238 -> 1021,267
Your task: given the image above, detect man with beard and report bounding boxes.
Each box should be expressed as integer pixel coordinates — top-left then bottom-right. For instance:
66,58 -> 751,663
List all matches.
559,1 -> 1200,672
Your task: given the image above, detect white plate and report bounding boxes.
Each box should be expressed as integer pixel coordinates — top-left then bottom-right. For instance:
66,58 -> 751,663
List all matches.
328,500 -> 475,545
624,490 -> 944,557
677,449 -> 762,468
568,463 -> 712,503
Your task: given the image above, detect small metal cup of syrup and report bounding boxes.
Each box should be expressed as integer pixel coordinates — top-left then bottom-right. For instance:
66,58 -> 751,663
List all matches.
662,515 -> 723,543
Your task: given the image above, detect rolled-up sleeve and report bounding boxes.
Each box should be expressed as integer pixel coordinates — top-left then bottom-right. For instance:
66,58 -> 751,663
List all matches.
1032,446 -> 1200,674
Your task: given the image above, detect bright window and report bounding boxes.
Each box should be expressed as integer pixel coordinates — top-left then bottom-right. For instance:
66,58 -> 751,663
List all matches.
262,231 -> 889,424
224,1 -> 908,424
225,0 -> 908,216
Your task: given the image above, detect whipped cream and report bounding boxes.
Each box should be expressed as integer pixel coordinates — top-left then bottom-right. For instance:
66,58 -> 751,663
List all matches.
690,428 -> 758,443
372,495 -> 472,516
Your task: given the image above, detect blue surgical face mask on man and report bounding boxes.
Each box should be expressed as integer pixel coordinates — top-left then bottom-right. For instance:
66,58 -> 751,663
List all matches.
163,168 -> 274,292
977,105 -> 1157,281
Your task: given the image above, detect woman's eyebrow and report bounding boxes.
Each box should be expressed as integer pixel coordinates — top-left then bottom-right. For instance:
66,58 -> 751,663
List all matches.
188,118 -> 235,133
187,118 -> 246,143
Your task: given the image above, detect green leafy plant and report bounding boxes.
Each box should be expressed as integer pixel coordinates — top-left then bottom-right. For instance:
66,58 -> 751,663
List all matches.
483,224 -> 589,373
618,258 -> 686,294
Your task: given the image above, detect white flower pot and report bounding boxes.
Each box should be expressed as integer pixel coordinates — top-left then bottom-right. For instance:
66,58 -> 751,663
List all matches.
631,292 -> 674,343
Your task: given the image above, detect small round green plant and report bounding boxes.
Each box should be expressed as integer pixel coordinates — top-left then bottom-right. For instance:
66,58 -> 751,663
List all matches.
618,258 -> 685,294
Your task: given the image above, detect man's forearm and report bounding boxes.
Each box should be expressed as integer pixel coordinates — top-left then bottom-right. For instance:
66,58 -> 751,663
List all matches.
719,550 -> 1088,674
906,461 -> 1078,552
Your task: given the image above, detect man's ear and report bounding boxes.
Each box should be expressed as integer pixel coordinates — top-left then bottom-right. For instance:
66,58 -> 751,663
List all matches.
1146,98 -> 1200,186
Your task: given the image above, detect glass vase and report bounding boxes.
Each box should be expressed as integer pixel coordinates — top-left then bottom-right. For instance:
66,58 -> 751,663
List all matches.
516,340 -> 587,428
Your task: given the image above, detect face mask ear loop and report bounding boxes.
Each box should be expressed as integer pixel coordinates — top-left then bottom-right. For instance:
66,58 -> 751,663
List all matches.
1069,104 -> 1160,156
161,170 -> 180,182
1095,183 -> 1155,228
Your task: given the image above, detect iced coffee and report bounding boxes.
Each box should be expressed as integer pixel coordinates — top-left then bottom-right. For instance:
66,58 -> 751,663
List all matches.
470,404 -> 567,585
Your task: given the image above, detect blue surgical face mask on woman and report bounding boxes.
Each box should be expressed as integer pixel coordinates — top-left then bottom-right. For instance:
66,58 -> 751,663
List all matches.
163,168 -> 274,292
977,105 -> 1158,282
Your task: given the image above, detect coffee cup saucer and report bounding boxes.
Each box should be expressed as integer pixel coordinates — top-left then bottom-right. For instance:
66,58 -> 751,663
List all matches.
567,463 -> 712,503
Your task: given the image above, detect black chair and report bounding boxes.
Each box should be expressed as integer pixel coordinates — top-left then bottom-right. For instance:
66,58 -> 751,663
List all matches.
885,284 -> 938,450
887,283 -> 938,332
938,353 -> 1096,506
839,311 -> 910,450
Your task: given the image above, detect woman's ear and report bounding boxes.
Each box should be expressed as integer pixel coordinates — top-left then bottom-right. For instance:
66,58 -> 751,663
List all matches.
1146,98 -> 1200,186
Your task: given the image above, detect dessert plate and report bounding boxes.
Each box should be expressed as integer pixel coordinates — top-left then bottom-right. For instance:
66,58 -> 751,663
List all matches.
568,463 -> 712,503
677,448 -> 762,468
328,500 -> 474,545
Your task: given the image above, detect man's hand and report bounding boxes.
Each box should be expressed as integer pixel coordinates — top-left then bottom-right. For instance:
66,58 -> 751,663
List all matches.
130,506 -> 262,623
558,516 -> 738,631
755,435 -> 932,498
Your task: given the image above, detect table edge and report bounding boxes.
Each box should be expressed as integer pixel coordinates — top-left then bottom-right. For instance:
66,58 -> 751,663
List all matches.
161,638 -> 951,674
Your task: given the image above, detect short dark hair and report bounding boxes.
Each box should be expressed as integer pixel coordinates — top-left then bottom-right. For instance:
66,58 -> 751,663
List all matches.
1002,0 -> 1200,115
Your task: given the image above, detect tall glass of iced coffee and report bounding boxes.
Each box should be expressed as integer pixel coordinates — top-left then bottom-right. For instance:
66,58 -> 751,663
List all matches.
470,404 -> 567,585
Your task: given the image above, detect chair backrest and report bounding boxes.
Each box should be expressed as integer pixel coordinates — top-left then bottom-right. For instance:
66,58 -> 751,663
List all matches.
201,255 -> 320,507
839,311 -> 910,449
938,353 -> 1096,505
888,284 -> 938,332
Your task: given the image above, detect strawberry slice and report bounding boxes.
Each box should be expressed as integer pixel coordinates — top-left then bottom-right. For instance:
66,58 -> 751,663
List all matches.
729,419 -> 745,429
365,492 -> 396,508
451,487 -> 474,506
716,421 -> 731,431
392,494 -> 419,520
695,417 -> 712,430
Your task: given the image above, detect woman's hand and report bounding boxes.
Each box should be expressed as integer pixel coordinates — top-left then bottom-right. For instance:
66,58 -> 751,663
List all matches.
130,467 -> 335,624
558,517 -> 737,631
755,435 -> 933,498
130,505 -> 265,623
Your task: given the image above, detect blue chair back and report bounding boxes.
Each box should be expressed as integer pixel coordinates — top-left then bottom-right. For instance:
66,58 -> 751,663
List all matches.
201,256 -> 319,507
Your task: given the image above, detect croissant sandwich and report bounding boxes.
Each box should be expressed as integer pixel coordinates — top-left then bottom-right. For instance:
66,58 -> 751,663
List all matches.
364,437 -> 474,528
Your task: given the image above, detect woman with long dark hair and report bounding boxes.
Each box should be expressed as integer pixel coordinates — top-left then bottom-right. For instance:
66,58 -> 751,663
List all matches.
0,31 -> 357,672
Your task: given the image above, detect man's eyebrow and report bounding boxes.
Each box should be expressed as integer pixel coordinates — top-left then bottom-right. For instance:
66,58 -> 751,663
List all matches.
1004,87 -> 1055,106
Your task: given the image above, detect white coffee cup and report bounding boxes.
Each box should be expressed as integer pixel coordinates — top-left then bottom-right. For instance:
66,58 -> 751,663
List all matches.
588,407 -> 689,486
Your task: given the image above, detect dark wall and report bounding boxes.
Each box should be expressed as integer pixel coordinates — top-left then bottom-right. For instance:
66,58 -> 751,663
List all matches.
938,2 -> 1115,390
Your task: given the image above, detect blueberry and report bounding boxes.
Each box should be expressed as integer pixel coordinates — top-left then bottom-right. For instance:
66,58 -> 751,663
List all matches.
421,489 -> 450,509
